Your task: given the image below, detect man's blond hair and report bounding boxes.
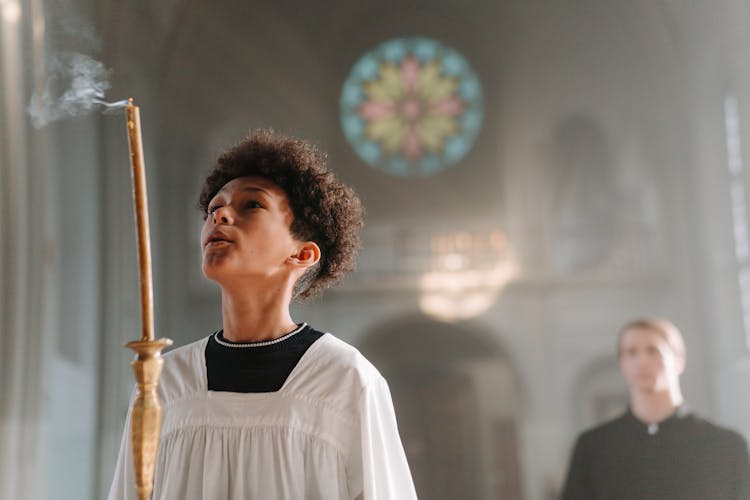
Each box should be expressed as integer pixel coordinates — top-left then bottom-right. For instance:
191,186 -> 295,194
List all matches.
617,318 -> 686,358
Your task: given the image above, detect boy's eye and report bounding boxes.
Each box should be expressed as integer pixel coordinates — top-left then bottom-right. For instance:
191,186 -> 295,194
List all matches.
245,200 -> 263,209
207,205 -> 221,214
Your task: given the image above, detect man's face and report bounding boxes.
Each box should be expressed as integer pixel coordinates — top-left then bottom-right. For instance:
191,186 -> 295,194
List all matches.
619,327 -> 684,394
200,176 -> 300,284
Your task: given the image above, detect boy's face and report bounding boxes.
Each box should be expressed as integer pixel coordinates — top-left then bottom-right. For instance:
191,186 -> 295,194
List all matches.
619,327 -> 684,395
201,176 -> 304,285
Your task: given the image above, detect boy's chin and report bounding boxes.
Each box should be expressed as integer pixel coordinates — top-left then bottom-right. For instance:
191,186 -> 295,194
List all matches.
202,262 -> 231,283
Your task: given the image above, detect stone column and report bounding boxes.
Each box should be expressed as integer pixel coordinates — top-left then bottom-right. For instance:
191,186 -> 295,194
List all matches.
0,0 -> 59,498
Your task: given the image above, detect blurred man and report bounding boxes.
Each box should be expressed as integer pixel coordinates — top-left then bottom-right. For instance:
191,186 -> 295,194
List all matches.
561,318 -> 750,499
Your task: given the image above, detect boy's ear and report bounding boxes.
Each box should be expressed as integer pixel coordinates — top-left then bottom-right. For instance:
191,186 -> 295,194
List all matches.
289,241 -> 321,268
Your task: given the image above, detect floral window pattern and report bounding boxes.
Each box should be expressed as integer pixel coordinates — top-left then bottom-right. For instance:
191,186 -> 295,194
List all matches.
341,37 -> 483,176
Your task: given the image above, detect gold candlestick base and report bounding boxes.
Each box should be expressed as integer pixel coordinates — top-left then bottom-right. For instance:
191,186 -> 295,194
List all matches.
126,338 -> 173,500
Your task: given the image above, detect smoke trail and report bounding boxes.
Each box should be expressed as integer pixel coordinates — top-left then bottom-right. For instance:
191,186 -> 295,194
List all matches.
49,0 -> 102,52
27,52 -> 127,129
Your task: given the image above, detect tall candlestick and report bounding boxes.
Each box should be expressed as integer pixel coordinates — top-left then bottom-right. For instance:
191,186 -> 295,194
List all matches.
126,99 -> 154,342
124,98 -> 172,500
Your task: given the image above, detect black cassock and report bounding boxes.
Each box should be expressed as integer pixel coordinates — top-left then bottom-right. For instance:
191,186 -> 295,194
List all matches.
561,406 -> 750,500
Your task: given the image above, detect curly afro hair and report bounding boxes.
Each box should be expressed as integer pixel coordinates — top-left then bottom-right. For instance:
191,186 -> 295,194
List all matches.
198,129 -> 364,300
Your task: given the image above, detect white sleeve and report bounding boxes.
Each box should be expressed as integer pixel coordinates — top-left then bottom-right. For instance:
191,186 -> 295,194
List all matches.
354,375 -> 418,500
107,391 -> 138,500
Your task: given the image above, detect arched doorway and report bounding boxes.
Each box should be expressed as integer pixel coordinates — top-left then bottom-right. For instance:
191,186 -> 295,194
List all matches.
360,316 -> 524,500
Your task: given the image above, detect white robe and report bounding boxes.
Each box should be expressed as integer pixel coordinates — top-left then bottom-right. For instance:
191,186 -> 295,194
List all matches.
108,333 -> 417,500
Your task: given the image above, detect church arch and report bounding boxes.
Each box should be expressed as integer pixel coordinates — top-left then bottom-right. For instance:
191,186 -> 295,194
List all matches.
359,314 -> 524,500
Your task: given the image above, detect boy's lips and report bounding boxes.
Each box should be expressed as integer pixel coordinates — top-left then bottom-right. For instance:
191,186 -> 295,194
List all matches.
204,229 -> 234,247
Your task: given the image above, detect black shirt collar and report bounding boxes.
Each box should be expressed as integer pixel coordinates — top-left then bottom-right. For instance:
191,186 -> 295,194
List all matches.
214,323 -> 307,348
625,404 -> 690,434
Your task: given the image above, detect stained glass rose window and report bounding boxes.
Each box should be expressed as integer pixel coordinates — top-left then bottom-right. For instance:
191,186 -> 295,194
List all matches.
341,37 -> 483,176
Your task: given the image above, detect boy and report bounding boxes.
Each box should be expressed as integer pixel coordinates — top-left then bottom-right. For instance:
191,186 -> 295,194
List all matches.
109,129 -> 417,499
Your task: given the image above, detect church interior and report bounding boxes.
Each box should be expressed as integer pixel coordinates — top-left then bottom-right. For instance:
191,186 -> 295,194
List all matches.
3,0 -> 750,498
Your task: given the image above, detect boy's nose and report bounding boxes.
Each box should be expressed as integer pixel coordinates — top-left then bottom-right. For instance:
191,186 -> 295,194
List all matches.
213,206 -> 233,224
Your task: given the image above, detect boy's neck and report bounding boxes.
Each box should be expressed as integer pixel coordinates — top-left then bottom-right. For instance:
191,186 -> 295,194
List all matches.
220,284 -> 297,343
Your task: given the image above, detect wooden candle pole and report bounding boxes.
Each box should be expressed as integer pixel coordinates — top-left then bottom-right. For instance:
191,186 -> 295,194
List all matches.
124,98 -> 173,500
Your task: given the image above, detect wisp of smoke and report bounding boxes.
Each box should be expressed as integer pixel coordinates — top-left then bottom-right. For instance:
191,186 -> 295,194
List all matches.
27,52 -> 126,129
